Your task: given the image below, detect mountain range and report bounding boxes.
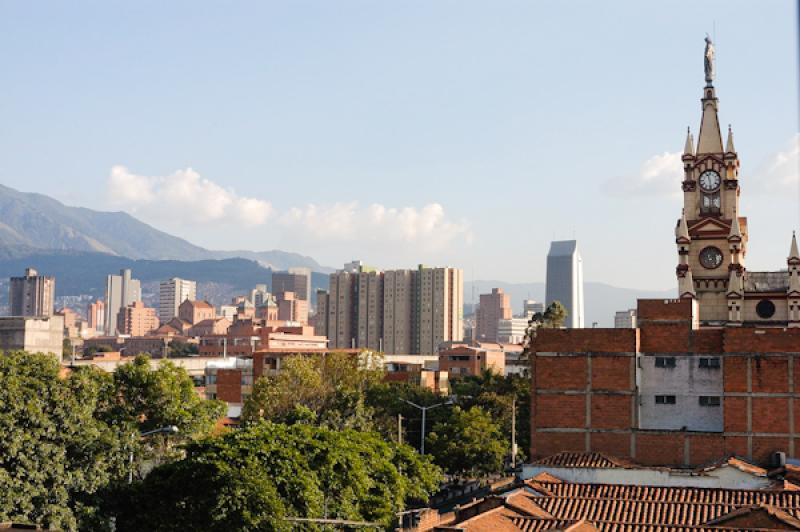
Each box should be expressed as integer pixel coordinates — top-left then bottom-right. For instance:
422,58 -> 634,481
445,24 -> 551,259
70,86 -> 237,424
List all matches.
0,183 -> 674,326
0,184 -> 329,272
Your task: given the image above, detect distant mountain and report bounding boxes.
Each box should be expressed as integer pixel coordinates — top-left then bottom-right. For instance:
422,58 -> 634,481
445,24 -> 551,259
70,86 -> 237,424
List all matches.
465,280 -> 675,328
0,183 -> 329,272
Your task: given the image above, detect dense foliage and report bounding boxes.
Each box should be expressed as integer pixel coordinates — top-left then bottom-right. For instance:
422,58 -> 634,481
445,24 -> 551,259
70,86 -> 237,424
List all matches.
111,422 -> 442,531
0,352 -> 224,531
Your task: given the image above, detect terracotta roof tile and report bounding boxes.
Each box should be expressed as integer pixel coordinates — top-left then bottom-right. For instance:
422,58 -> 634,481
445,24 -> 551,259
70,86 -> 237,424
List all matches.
533,452 -> 638,469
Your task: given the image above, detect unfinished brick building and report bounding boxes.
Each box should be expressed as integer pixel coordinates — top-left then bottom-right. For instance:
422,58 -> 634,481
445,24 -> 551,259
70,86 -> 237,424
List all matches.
530,41 -> 800,467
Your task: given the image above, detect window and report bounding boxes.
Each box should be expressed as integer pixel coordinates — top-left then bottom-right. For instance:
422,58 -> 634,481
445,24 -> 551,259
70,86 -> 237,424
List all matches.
206,374 -> 217,385
699,357 -> 721,369
699,396 -> 721,407
206,392 -> 217,400
655,357 -> 676,368
655,395 -> 676,405
701,192 -> 721,214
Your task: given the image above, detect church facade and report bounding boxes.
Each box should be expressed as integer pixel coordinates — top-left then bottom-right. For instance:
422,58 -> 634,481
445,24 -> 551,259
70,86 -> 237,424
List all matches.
529,40 -> 800,467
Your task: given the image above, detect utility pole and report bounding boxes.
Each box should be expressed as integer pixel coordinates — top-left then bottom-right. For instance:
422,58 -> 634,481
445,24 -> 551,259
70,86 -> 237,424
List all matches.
401,399 -> 453,455
397,414 -> 403,445
511,396 -> 517,469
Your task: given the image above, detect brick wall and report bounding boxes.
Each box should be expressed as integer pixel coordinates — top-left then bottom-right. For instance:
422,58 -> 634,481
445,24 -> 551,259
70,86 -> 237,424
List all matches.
216,368 -> 242,403
591,395 -> 631,430
591,356 -> 633,390
637,299 -> 695,321
536,394 -> 585,428
724,328 -> 800,353
536,356 -> 587,390
534,328 -> 638,353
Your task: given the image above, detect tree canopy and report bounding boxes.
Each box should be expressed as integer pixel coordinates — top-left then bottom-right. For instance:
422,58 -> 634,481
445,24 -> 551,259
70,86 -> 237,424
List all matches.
426,406 -> 506,478
110,421 -> 442,531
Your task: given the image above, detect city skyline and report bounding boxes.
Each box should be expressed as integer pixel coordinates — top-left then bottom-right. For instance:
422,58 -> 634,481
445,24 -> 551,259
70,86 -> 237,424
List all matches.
1,1 -> 796,290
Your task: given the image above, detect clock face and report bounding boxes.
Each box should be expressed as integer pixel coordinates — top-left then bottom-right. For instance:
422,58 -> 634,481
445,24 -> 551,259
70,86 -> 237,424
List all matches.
699,170 -> 721,191
699,246 -> 724,269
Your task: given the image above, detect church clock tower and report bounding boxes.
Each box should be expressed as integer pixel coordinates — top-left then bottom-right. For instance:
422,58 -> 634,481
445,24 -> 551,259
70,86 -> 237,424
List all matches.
675,36 -> 747,324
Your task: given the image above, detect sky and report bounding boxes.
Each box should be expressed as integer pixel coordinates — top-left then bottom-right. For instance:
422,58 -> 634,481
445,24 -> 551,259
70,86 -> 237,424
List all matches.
0,1 -> 797,289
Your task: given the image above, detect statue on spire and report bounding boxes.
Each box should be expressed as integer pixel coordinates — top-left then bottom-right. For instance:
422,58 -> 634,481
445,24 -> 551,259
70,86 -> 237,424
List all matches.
704,34 -> 715,85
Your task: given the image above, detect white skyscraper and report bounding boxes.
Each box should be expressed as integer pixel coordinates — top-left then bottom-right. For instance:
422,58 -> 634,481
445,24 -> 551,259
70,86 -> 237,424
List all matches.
545,240 -> 584,328
159,278 -> 197,324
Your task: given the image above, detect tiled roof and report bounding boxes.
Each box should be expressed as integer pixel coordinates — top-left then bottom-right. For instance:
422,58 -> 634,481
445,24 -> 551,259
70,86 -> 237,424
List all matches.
532,480 -> 800,507
512,516 -> 799,531
532,452 -> 636,469
696,455 -> 768,477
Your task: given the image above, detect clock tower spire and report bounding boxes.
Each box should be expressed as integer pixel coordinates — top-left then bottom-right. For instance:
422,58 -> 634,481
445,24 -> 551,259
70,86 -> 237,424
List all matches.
676,37 -> 746,324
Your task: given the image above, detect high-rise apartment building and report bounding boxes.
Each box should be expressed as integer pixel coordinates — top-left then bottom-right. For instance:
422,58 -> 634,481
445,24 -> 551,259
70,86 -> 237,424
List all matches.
545,240 -> 585,328
117,301 -> 159,336
277,292 -> 309,324
476,288 -> 512,342
318,262 -> 463,354
272,269 -> 311,301
250,284 -> 270,306
158,278 -> 197,324
104,269 -> 141,335
8,268 -> 55,317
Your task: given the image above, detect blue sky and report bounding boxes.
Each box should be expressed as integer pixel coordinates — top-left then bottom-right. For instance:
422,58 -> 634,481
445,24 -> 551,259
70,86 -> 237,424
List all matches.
0,1 -> 797,289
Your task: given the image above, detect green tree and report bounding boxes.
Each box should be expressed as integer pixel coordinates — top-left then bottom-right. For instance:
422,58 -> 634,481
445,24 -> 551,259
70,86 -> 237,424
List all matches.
543,300 -> 568,328
109,354 -> 225,440
241,352 -> 384,431
0,352 -> 125,531
426,406 -> 506,478
110,422 -> 442,531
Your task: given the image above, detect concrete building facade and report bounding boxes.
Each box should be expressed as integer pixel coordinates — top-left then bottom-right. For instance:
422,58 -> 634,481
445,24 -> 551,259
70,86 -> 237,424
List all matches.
614,309 -> 637,328
159,278 -> 197,324
0,316 -> 64,361
272,269 -> 311,301
117,301 -> 159,337
476,288 -> 512,343
9,268 -> 55,317
545,240 -> 584,329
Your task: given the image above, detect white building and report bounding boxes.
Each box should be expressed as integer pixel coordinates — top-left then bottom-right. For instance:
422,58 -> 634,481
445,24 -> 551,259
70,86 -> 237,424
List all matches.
104,269 -> 141,336
159,278 -> 197,324
0,316 -> 65,361
523,299 -> 544,317
615,309 -> 637,328
545,240 -> 585,328
497,317 -> 529,344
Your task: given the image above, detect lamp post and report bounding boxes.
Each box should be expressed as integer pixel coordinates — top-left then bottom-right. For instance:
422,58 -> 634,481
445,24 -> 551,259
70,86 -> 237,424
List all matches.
128,425 -> 179,484
400,399 -> 453,455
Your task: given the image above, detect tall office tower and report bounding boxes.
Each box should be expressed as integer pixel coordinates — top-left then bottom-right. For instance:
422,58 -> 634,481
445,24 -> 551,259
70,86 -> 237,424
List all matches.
357,270 -> 384,350
9,268 -> 56,317
87,300 -> 105,332
104,269 -> 142,335
523,299 -> 545,317
250,284 -> 270,306
272,269 -> 310,301
158,278 -> 197,324
476,288 -> 512,342
327,270 -> 357,348
415,266 -> 464,355
383,269 -> 414,355
545,240 -> 585,328
289,267 -> 312,301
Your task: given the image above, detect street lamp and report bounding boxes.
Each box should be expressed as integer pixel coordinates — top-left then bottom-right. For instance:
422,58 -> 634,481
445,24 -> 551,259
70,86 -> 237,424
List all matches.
400,399 -> 453,455
128,425 -> 179,483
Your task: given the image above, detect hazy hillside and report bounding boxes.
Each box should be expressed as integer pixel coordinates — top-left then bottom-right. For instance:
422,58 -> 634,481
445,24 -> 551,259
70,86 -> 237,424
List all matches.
465,280 -> 675,328
0,251 -> 329,303
0,183 -> 328,271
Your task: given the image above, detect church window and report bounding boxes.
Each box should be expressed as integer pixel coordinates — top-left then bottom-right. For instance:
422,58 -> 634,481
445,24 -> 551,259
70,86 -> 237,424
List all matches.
699,247 -> 724,269
756,299 -> 776,319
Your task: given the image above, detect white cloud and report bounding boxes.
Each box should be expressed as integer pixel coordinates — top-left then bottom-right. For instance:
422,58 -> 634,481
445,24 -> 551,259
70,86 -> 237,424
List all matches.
107,165 -> 272,226
603,151 -> 684,197
106,166 -> 471,249
281,201 -> 472,248
750,134 -> 800,193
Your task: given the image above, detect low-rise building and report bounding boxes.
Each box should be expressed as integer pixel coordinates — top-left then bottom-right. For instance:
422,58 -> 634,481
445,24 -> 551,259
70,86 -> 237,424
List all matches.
117,301 -> 159,336
178,300 -> 215,325
496,317 -> 529,344
439,343 -> 506,377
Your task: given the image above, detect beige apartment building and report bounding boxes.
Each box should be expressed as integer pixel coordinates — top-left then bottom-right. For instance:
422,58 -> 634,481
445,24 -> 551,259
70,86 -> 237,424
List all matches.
475,287 -> 512,343
9,268 -> 55,317
317,263 -> 463,355
117,301 -> 159,336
